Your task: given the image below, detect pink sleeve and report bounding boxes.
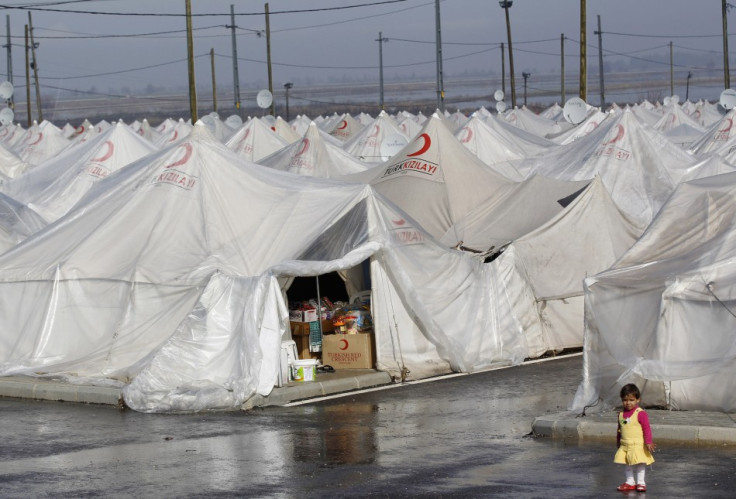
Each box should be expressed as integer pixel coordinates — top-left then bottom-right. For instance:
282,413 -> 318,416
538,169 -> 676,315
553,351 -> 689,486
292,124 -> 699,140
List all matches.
638,410 -> 653,444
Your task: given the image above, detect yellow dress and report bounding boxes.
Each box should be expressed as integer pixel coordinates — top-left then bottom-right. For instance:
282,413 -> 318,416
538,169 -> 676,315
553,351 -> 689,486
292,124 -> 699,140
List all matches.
614,407 -> 655,465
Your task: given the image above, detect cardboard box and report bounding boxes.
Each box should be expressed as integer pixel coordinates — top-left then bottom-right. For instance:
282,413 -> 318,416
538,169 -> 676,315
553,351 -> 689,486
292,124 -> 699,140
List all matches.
290,320 -> 334,360
322,333 -> 375,369
290,320 -> 333,336
289,309 -> 319,323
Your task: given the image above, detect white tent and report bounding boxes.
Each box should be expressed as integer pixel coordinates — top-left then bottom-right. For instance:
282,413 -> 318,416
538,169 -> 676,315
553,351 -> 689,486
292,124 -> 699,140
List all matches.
0,123 -> 528,412
13,120 -> 71,166
1,121 -> 159,223
574,171 -> 736,412
0,192 -> 46,254
225,117 -> 290,163
342,110 -> 410,163
0,139 -> 31,179
344,113 -> 515,240
257,121 -> 370,177
326,113 -> 364,142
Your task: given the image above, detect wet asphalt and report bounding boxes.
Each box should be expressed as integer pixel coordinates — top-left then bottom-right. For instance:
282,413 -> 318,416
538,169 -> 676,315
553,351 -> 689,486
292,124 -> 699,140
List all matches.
1,356 -> 735,498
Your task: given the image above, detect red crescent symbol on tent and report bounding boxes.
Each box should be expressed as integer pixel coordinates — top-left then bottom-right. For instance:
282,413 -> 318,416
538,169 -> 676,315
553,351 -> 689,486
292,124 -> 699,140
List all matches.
97,126 -> 103,133
91,141 -> 114,163
238,128 -> 251,147
271,126 -> 276,132
583,121 -> 599,133
295,138 -> 310,157
368,125 -> 380,138
719,118 -> 733,133
603,124 -> 624,145
76,125 -> 85,135
0,128 -> 7,137
168,130 -> 179,142
137,128 -> 144,136
509,114 -> 517,123
693,110 -> 701,119
29,132 -> 43,146
339,338 -> 349,350
400,123 -> 407,132
392,218 -> 406,226
337,120 -> 348,130
406,133 -> 431,157
459,127 -> 473,143
670,114 -> 676,123
165,143 -> 193,168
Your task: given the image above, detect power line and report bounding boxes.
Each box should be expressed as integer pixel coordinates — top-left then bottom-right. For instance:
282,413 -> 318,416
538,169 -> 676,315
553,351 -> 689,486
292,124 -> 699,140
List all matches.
0,0 -> 410,17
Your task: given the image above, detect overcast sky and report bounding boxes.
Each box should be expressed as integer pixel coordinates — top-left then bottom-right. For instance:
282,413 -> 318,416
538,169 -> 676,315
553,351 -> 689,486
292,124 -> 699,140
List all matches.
1,0 -> 732,100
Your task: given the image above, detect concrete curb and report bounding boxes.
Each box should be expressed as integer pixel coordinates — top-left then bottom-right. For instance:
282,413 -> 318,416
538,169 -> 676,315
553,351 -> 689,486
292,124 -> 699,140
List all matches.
532,410 -> 736,447
0,376 -> 123,407
242,370 -> 393,410
0,371 -> 394,411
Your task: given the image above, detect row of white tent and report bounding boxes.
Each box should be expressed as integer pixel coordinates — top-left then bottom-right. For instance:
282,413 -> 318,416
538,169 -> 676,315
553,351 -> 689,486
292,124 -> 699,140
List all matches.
1,96 -> 736,412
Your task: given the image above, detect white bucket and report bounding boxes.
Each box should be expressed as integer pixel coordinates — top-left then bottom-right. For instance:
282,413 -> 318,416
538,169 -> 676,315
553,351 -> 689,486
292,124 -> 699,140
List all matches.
292,359 -> 319,382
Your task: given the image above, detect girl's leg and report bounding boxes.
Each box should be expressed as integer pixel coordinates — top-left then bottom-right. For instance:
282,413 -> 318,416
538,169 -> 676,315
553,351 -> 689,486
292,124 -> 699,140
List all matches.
624,465 -> 635,485
635,464 -> 646,485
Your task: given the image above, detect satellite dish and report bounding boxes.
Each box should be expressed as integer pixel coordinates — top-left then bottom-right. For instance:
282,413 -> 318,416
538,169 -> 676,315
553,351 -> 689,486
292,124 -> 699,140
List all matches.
563,97 -> 588,125
670,94 -> 680,105
225,114 -> 243,128
0,106 -> 14,126
719,89 -> 736,110
0,81 -> 13,100
493,89 -> 504,102
495,101 -> 507,113
256,89 -> 273,109
663,96 -> 672,106
380,133 -> 409,161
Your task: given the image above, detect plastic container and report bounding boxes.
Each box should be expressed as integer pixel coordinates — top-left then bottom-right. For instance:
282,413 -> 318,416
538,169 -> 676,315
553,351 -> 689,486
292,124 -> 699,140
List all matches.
292,359 -> 319,382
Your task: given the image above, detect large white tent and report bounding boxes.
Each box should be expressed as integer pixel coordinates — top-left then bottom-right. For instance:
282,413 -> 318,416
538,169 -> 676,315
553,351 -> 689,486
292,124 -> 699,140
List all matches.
0,192 -> 47,254
0,123 -> 526,412
574,171 -> 736,412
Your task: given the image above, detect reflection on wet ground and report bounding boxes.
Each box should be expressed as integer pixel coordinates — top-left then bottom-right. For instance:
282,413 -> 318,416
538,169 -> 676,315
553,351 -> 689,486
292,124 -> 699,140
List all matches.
1,356 -> 736,497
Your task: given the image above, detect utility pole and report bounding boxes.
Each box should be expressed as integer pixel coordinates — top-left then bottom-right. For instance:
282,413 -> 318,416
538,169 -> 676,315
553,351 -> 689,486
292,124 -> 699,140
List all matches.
594,15 -> 605,109
500,1 -> 516,108
670,41 -> 674,96
24,24 -> 30,126
579,0 -> 587,101
686,71 -> 692,101
522,72 -> 530,106
561,34 -> 565,104
723,0 -> 730,89
376,32 -> 388,110
185,0 -> 197,123
434,0 -> 444,111
5,16 -> 13,109
227,4 -> 241,113
210,48 -> 217,113
28,12 -> 41,121
265,3 -> 274,116
500,42 -> 506,98
283,82 -> 292,121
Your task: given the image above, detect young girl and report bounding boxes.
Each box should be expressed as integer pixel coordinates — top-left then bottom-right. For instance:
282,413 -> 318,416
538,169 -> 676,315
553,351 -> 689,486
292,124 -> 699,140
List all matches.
614,383 -> 656,492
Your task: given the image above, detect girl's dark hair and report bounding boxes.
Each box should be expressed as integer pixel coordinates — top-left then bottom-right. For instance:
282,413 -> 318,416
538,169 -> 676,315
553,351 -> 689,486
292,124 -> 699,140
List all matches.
620,383 -> 641,399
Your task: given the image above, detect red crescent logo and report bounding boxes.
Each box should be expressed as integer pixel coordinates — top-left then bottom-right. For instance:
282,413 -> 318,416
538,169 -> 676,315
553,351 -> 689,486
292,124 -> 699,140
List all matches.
459,127 -> 473,143
693,110 -> 701,119
392,218 -> 406,226
76,125 -> 85,135
137,128 -> 144,136
368,125 -> 380,138
271,126 -> 276,132
0,128 -> 8,137
400,123 -> 407,132
168,130 -> 179,143
583,121 -> 599,133
165,143 -> 193,169
238,128 -> 251,147
339,338 -> 349,350
337,120 -> 348,130
295,138 -> 310,157
603,124 -> 624,145
91,141 -> 114,163
29,132 -> 43,146
719,118 -> 733,133
509,114 -> 517,123
406,133 -> 431,157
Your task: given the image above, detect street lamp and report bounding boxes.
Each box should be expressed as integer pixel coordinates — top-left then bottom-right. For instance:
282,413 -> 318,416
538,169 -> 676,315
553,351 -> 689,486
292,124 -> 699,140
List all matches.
522,72 -> 530,106
284,82 -> 293,121
499,1 -> 516,108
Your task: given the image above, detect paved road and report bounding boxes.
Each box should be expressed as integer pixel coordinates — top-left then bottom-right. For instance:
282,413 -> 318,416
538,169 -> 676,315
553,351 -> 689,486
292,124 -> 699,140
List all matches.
2,356 -> 735,497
